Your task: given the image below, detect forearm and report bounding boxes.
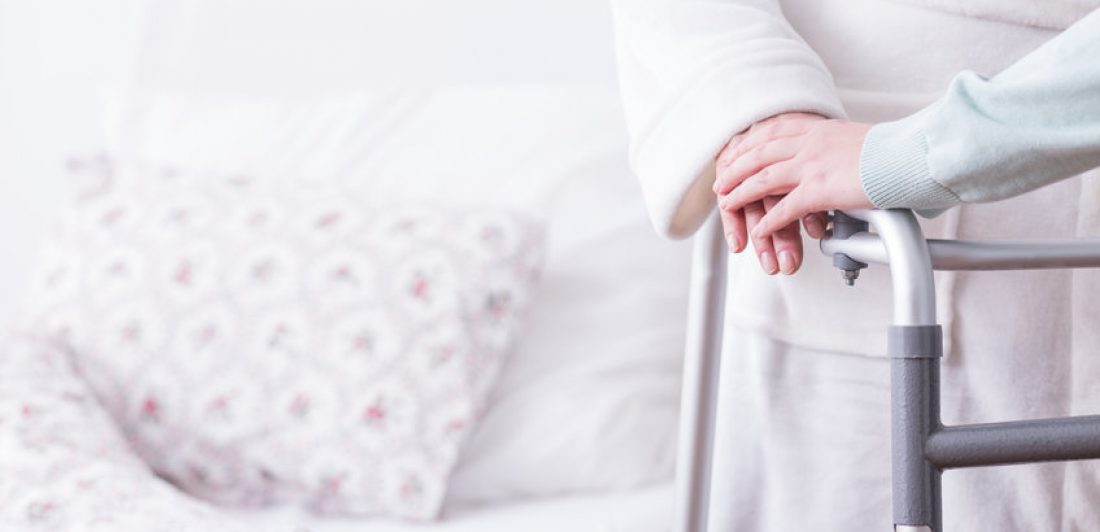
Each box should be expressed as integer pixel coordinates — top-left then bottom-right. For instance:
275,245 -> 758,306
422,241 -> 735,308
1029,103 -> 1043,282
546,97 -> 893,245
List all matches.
612,0 -> 845,237
860,8 -> 1100,212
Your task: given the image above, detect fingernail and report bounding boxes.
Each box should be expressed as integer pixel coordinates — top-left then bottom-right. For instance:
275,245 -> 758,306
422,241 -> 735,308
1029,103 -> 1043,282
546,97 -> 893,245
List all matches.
733,235 -> 744,253
759,251 -> 778,275
778,251 -> 796,274
806,217 -> 825,237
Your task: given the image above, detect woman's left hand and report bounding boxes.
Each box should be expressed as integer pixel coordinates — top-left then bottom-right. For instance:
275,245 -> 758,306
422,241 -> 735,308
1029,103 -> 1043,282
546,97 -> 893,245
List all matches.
715,119 -> 875,251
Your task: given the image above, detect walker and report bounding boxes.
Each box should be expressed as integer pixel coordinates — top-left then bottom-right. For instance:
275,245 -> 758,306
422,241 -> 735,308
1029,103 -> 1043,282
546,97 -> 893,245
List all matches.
675,208 -> 1100,532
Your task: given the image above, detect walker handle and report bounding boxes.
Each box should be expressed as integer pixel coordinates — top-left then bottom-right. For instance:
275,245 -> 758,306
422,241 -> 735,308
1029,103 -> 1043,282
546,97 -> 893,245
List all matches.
822,209 -> 1100,277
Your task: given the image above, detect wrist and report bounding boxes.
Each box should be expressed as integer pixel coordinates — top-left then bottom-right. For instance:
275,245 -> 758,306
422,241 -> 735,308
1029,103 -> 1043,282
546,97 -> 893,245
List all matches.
860,119 -> 960,211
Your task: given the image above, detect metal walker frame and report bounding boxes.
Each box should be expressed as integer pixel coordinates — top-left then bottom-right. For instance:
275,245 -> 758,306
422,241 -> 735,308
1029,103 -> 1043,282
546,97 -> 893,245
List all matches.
674,208 -> 1100,532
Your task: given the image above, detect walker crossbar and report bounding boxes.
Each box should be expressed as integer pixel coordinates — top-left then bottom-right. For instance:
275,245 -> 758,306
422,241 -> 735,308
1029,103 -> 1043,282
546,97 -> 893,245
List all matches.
926,416 -> 1100,469
822,232 -> 1100,271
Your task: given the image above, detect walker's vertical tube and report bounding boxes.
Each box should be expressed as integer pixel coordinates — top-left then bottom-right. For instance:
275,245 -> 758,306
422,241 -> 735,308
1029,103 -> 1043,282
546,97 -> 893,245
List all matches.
673,213 -> 728,532
891,357 -> 942,532
859,210 -> 943,532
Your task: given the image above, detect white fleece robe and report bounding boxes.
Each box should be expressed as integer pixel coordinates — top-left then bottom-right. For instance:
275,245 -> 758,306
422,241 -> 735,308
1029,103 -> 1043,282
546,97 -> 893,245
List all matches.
612,0 -> 1100,530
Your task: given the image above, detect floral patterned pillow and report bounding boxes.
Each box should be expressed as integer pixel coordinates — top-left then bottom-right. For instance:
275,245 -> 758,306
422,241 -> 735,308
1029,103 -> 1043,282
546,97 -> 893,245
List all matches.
0,333 -> 282,532
22,157 -> 544,520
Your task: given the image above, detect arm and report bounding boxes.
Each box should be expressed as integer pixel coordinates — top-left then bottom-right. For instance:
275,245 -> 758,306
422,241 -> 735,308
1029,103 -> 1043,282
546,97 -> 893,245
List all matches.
610,0 -> 846,239
862,7 -> 1100,211
715,8 -> 1100,241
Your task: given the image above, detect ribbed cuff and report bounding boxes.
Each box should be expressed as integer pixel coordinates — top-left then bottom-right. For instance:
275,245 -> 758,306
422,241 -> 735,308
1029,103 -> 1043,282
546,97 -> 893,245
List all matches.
859,117 -> 960,211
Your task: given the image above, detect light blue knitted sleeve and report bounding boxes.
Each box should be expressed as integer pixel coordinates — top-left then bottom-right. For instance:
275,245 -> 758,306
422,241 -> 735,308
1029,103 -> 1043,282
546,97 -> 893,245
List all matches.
859,8 -> 1100,214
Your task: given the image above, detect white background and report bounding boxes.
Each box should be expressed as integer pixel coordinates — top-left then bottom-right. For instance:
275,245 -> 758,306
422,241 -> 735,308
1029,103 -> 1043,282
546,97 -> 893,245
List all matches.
0,0 -> 620,328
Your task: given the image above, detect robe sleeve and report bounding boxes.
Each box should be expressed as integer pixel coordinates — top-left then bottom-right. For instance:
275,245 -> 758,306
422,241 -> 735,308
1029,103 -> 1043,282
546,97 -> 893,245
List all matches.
610,0 -> 846,238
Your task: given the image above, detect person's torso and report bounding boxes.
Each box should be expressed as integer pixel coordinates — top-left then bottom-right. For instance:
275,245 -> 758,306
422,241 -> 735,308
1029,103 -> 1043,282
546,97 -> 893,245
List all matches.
726,0 -> 1100,357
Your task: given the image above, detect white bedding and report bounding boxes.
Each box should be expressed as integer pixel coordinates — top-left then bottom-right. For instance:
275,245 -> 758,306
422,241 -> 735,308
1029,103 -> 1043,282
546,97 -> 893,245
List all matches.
231,485 -> 673,532
0,332 -> 672,532
0,4 -> 685,530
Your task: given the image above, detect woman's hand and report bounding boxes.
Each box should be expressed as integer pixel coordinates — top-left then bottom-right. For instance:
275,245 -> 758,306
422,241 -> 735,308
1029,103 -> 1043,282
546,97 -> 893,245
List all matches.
715,118 -> 875,274
714,112 -> 830,275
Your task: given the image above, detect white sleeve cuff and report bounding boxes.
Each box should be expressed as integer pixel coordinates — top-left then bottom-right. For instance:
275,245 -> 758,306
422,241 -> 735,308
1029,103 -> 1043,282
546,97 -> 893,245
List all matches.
632,64 -> 847,238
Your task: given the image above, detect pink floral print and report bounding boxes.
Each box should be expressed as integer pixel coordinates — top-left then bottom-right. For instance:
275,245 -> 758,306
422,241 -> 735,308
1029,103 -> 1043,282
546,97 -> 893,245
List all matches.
15,158 -> 544,521
0,333 -> 283,532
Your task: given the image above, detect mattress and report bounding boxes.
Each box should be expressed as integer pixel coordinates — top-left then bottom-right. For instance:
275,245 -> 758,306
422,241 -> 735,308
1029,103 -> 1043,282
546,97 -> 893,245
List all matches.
230,484 -> 673,532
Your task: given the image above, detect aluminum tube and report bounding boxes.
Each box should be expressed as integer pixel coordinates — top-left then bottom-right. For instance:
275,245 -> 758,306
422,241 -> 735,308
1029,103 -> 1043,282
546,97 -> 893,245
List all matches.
926,416 -> 1100,469
822,234 -> 1100,271
851,209 -> 937,326
847,210 -> 942,531
672,213 -> 728,532
820,232 -> 889,265
927,239 -> 1100,270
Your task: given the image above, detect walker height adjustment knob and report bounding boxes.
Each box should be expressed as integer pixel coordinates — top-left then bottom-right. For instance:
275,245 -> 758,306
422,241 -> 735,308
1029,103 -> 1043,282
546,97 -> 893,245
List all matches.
831,211 -> 869,286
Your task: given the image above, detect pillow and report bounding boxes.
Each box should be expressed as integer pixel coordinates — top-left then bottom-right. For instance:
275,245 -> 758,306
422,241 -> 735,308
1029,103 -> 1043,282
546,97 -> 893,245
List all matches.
99,87 -> 693,504
0,332 -> 275,532
22,158 -> 544,520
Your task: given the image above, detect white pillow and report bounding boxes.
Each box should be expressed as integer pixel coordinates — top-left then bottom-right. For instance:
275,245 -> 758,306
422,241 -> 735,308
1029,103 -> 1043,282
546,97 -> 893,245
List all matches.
22,160 -> 544,520
96,86 -> 693,503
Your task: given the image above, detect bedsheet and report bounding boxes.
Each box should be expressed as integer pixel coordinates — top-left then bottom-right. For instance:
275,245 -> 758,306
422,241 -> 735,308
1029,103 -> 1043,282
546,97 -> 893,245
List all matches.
231,484 -> 673,532
0,332 -> 672,531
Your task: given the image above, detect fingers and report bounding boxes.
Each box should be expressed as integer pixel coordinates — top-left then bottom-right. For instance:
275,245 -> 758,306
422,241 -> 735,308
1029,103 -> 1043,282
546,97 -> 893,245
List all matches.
743,201 -> 778,275
752,191 -> 817,242
718,160 -> 799,214
717,118 -> 812,169
714,138 -> 799,196
716,131 -> 746,164
718,203 -> 747,253
730,196 -> 810,275
764,196 -> 803,275
802,212 -> 828,239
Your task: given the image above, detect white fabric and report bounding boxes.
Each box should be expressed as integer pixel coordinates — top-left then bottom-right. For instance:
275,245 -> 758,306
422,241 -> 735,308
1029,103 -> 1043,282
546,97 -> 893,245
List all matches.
0,329 -> 671,532
0,0 -> 619,330
885,0 -> 1100,30
0,333 -> 279,532
610,0 -> 847,239
98,87 -> 692,505
611,0 -> 1093,356
21,159 -> 545,520
612,0 -> 1098,242
709,328 -> 1100,531
708,331 -> 891,531
232,484 -> 673,532
613,0 -> 1100,529
0,1 -> 687,524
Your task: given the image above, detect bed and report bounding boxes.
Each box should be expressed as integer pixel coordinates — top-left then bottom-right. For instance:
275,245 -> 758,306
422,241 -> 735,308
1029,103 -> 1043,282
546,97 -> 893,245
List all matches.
0,2 -> 692,530
234,485 -> 673,532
